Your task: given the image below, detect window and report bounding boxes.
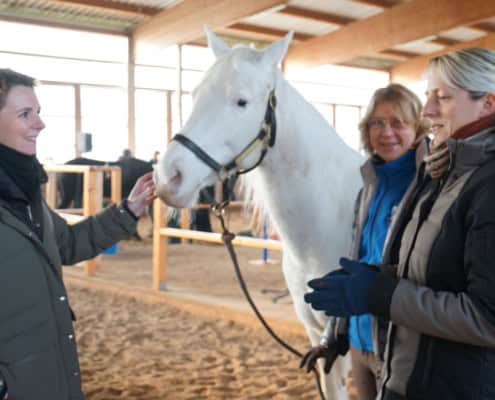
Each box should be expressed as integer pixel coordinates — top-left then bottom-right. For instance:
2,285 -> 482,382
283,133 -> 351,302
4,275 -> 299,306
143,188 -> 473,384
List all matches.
135,89 -> 168,160
81,86 -> 128,161
36,84 -> 76,164
181,45 -> 215,71
335,105 -> 362,151
312,103 -> 334,127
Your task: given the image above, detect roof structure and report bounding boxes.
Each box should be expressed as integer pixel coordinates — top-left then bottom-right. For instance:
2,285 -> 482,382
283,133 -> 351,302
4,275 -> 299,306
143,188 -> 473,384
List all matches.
2,0 -> 495,82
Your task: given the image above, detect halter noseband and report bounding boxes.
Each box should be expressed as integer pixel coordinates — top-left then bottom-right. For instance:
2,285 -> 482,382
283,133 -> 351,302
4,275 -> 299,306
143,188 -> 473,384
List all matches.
173,89 -> 277,181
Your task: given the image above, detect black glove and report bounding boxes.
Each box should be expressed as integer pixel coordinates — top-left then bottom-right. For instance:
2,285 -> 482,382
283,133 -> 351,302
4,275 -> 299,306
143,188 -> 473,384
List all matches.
305,258 -> 379,317
300,344 -> 339,374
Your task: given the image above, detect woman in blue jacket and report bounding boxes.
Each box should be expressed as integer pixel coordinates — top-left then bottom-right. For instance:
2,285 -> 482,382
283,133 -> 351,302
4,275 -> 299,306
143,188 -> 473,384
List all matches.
301,83 -> 429,400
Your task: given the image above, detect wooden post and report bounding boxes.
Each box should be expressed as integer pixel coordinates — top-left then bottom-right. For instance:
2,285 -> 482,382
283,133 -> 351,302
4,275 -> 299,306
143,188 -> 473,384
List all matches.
180,208 -> 189,244
153,198 -> 167,291
82,168 -> 103,276
44,172 -> 58,208
110,167 -> 122,205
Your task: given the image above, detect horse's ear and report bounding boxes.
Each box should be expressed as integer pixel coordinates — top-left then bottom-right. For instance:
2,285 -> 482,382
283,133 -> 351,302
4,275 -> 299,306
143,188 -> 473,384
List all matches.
205,25 -> 231,59
261,31 -> 293,67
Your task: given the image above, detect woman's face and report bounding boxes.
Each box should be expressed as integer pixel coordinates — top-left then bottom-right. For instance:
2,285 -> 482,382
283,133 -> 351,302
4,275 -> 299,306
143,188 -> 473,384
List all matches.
0,85 -> 45,155
422,70 -> 489,144
368,101 -> 417,162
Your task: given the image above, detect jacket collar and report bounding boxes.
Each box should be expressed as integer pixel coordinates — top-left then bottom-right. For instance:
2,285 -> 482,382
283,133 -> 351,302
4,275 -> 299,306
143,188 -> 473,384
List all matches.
0,164 -> 29,203
446,125 -> 495,178
361,138 -> 429,184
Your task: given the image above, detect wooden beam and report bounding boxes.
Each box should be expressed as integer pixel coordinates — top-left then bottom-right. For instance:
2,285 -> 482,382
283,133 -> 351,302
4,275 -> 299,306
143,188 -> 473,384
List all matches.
0,14 -> 128,36
132,0 -> 287,46
381,49 -> 419,60
390,33 -> 495,83
471,22 -> 495,33
226,23 -> 313,42
351,0 -> 395,8
278,6 -> 353,25
51,0 -> 160,16
430,36 -> 460,47
285,0 -> 495,72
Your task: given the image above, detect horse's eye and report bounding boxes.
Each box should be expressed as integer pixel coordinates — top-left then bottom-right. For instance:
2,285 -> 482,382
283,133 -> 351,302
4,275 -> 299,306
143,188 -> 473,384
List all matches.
237,99 -> 247,107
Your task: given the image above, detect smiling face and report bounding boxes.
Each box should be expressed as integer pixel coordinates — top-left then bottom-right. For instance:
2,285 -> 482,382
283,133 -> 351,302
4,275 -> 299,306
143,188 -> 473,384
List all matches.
0,85 -> 45,155
367,101 -> 417,162
422,70 -> 491,145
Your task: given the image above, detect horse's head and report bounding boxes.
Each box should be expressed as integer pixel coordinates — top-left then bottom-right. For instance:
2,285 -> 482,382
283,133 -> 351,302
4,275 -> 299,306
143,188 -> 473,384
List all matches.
155,28 -> 293,208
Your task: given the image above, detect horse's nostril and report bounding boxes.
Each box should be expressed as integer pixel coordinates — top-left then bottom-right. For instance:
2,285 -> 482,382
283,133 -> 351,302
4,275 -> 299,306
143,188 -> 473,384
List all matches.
170,169 -> 182,187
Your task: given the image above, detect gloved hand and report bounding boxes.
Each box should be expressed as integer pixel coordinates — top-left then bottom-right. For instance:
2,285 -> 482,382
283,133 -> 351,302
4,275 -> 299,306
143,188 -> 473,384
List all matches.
304,258 -> 378,317
300,344 -> 339,374
425,140 -> 450,179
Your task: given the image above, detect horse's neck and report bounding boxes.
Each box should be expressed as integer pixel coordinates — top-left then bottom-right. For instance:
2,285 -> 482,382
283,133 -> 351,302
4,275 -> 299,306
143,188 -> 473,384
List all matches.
254,74 -> 362,271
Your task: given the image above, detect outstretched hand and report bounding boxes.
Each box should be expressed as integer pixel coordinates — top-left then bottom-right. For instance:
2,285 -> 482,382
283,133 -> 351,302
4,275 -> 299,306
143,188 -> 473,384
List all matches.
304,258 -> 378,317
126,171 -> 156,217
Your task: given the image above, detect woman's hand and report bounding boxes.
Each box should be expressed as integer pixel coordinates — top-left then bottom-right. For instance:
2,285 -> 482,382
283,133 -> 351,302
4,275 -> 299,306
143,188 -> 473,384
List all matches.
126,171 -> 156,217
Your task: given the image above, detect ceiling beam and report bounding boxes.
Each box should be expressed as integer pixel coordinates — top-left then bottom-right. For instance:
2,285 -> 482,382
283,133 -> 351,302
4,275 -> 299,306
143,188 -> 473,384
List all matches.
430,37 -> 460,46
471,22 -> 495,33
225,23 -> 313,42
278,6 -> 354,25
51,0 -> 160,16
132,0 -> 287,47
284,0 -> 495,72
351,0 -> 396,7
0,14 -> 128,36
390,33 -> 495,83
381,49 -> 418,60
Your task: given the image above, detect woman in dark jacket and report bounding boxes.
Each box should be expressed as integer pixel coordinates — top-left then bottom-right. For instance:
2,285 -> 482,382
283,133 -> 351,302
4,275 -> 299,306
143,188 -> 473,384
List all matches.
305,48 -> 495,400
0,68 -> 155,400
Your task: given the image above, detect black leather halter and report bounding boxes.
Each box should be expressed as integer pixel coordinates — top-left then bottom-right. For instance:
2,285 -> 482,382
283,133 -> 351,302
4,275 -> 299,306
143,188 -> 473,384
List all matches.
173,90 -> 277,181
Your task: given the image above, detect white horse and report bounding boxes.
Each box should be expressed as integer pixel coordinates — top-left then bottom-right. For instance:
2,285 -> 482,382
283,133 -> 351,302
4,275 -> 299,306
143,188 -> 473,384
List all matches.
155,29 -> 363,399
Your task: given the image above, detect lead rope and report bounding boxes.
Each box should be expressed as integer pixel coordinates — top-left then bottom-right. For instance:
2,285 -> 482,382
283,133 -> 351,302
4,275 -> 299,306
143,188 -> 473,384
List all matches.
211,201 -> 326,400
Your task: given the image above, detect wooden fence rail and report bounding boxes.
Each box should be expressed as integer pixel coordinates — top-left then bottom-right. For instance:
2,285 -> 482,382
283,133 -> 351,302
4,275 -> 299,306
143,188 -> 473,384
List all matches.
43,164 -> 122,276
152,198 -> 283,291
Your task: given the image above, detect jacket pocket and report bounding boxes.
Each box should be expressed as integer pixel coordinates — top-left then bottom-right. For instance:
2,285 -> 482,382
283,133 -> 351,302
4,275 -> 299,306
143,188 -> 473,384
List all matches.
0,301 -> 53,355
0,344 -> 65,400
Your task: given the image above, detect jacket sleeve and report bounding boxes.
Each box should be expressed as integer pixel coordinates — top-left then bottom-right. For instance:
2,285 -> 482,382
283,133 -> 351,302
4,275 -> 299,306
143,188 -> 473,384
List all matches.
51,202 -> 137,265
385,181 -> 495,347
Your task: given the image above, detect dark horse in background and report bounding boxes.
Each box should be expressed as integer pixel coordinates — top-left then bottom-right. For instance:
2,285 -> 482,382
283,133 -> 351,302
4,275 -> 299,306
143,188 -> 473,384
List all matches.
56,157 -> 225,234
56,157 -> 153,209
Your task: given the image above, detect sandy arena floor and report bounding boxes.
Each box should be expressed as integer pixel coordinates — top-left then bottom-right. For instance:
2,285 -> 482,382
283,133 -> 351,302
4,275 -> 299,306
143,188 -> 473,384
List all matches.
64,238 -> 327,399
63,209 -> 356,400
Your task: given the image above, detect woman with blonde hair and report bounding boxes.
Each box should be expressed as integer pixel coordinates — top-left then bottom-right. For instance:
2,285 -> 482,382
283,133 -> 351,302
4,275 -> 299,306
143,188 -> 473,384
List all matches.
302,83 -> 429,400
306,48 -> 495,399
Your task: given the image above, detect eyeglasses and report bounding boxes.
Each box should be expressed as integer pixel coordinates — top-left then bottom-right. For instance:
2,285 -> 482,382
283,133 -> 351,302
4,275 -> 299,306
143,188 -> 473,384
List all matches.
367,118 -> 408,131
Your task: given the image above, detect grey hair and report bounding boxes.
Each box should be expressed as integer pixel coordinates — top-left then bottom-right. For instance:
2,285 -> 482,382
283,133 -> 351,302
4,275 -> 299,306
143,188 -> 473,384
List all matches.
427,48 -> 495,99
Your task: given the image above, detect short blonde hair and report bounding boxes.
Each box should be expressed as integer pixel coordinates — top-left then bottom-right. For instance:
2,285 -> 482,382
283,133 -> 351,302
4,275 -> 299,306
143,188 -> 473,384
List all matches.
359,83 -> 429,155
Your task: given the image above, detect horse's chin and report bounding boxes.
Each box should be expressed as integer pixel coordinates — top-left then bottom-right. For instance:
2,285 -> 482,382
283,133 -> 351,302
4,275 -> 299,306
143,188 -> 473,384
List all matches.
156,184 -> 197,209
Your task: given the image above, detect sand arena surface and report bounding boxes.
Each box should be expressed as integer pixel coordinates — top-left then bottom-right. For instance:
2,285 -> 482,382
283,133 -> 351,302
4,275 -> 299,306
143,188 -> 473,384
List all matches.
64,238 -> 326,399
